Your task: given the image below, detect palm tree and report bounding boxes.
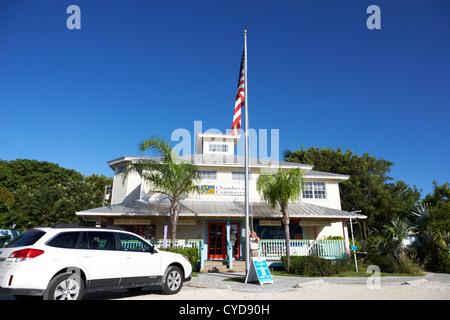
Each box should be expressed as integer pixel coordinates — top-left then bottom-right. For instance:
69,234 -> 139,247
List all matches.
256,167 -> 304,272
370,217 -> 416,263
123,136 -> 201,247
412,203 -> 450,257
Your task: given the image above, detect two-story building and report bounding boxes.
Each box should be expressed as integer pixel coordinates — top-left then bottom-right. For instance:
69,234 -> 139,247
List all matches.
76,132 -> 366,270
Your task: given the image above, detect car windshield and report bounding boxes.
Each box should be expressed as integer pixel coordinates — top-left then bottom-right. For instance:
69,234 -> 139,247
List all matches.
5,230 -> 46,248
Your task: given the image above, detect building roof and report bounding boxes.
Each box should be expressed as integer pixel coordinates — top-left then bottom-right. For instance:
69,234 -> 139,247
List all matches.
108,154 -> 312,169
107,155 -> 349,181
76,199 -> 366,220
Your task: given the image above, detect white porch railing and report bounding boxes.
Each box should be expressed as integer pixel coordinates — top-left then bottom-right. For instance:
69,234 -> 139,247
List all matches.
148,239 -> 348,272
260,239 -> 348,260
150,239 -> 203,249
150,239 -> 205,270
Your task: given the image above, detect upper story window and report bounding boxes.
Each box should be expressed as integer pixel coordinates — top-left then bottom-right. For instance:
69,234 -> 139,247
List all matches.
231,170 -> 252,181
302,181 -> 327,199
115,165 -> 126,175
199,170 -> 217,180
209,144 -> 228,153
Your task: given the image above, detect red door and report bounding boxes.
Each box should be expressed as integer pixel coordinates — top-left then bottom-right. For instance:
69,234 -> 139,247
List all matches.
208,223 -> 225,259
208,222 -> 240,260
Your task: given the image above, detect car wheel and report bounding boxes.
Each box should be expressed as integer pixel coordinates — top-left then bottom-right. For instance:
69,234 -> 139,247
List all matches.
44,272 -> 85,300
161,266 -> 183,295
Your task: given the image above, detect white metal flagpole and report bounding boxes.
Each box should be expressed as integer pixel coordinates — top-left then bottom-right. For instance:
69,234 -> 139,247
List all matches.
243,29 -> 250,282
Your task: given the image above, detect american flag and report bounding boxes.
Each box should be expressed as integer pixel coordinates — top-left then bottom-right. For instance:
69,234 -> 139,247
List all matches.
232,51 -> 245,136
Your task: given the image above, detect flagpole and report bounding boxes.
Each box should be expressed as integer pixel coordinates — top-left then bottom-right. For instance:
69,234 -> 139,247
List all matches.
243,29 -> 250,282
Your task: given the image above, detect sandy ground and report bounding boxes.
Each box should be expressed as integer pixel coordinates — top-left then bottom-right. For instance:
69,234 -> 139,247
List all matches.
110,280 -> 450,300
1,273 -> 448,301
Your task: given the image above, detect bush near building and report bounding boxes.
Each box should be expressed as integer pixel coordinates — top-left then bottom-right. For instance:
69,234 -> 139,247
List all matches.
281,255 -> 336,277
159,247 -> 200,272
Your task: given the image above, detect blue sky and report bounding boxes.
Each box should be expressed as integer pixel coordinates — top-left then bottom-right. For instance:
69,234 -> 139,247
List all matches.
0,0 -> 449,197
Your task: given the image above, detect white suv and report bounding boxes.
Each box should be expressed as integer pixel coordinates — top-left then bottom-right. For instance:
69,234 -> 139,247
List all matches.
0,224 -> 192,300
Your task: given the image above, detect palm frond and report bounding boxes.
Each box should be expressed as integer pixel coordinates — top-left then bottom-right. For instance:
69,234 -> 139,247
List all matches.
256,166 -> 304,210
139,135 -> 175,163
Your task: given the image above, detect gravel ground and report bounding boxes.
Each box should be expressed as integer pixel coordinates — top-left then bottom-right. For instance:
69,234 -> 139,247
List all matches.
110,282 -> 450,300
1,272 -> 448,300
107,272 -> 450,300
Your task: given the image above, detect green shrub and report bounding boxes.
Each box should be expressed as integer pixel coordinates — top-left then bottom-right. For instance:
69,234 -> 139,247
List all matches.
159,247 -> 199,271
367,252 -> 398,273
281,255 -> 336,277
426,249 -> 450,273
395,257 -> 422,274
333,258 -> 357,273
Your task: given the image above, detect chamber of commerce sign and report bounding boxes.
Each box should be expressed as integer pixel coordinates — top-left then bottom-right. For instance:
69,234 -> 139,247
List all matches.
200,184 -> 245,195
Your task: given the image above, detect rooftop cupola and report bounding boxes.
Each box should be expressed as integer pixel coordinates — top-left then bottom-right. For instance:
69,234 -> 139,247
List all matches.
195,132 -> 241,155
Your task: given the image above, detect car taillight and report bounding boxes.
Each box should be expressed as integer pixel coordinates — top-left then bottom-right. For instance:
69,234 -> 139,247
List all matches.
8,249 -> 44,262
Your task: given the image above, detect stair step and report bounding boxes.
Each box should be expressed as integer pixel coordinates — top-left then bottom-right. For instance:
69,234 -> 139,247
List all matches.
201,260 -> 245,273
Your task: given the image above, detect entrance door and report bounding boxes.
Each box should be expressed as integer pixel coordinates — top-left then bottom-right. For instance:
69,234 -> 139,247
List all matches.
208,222 -> 240,260
208,223 -> 225,259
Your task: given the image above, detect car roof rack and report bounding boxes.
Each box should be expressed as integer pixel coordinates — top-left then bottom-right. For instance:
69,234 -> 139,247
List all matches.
51,223 -> 124,231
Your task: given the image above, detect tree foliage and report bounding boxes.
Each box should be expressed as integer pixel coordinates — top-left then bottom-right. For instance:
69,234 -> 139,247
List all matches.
423,181 -> 450,213
283,146 -> 421,229
256,167 -> 304,272
414,183 -> 450,272
122,136 -> 201,247
0,159 -> 112,229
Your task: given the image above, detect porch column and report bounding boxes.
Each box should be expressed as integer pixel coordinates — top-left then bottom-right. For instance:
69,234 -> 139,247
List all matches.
227,218 -> 232,269
342,219 -> 350,256
163,218 -> 168,248
314,226 -> 319,239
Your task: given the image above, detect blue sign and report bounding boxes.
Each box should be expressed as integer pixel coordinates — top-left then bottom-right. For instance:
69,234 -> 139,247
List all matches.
246,257 -> 273,285
351,245 -> 358,251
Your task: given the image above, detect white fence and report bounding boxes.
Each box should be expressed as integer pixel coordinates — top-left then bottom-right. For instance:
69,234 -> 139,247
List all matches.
260,239 -> 348,260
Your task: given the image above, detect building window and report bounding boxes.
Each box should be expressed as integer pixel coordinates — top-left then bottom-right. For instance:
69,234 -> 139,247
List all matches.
199,170 -> 217,180
209,144 -> 228,153
302,182 -> 326,199
115,165 -> 126,175
231,170 -> 251,181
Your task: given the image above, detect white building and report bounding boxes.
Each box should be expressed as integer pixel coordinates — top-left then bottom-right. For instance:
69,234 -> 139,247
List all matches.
77,132 -> 366,270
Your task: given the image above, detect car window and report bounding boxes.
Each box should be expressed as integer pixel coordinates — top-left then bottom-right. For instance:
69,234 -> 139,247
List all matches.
6,230 -> 46,248
118,233 -> 153,252
47,232 -> 81,249
79,231 -> 117,250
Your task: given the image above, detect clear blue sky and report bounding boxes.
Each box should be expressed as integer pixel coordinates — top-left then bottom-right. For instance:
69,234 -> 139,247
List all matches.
1,0 -> 449,197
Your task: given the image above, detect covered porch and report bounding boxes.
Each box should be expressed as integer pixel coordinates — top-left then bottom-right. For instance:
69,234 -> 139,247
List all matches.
77,198 -> 366,271
147,238 -> 348,270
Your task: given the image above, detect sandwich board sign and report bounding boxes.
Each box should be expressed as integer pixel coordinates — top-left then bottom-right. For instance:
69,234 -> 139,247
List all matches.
245,257 -> 273,285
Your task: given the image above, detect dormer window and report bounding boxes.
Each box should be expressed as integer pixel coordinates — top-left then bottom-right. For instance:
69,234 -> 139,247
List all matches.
209,144 -> 228,153
195,132 -> 240,155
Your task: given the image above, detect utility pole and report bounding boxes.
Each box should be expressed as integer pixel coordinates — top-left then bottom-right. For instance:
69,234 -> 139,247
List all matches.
349,210 -> 361,272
